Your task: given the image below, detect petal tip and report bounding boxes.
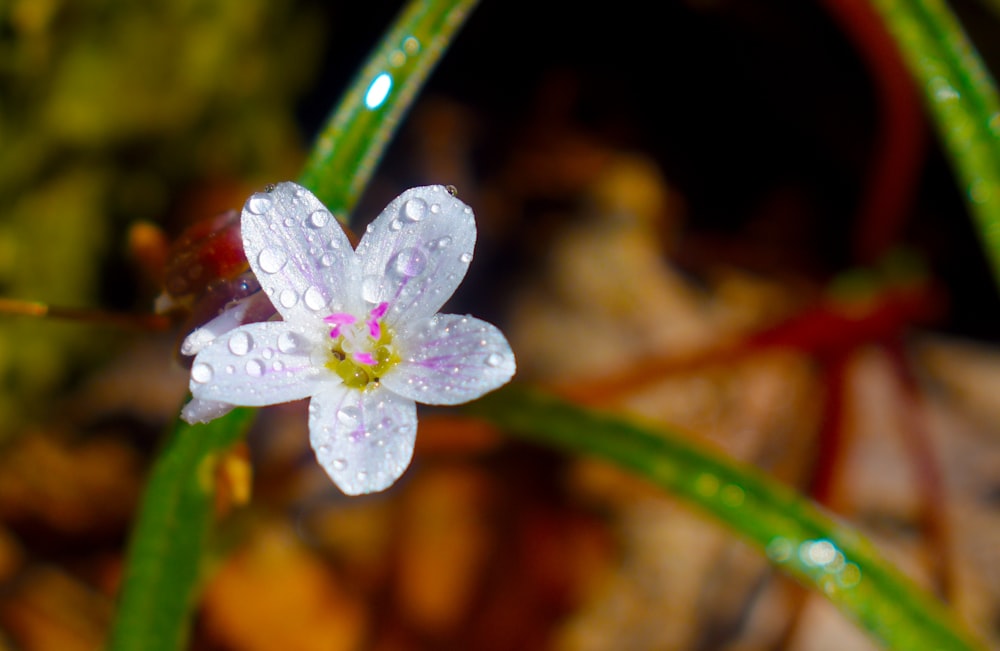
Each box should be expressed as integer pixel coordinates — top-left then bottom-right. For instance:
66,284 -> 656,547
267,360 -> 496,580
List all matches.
181,398 -> 235,425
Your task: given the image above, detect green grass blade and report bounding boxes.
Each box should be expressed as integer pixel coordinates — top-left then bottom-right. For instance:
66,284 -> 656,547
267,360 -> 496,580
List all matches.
298,0 -> 479,221
467,387 -> 987,651
869,0 -> 1000,286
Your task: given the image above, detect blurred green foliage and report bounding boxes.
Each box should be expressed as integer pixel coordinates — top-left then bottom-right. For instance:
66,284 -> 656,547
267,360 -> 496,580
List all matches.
0,0 -> 329,437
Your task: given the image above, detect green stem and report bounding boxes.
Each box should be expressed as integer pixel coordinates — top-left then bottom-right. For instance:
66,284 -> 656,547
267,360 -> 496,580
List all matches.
467,387 -> 987,651
298,0 -> 479,221
869,0 -> 1000,287
107,409 -> 254,651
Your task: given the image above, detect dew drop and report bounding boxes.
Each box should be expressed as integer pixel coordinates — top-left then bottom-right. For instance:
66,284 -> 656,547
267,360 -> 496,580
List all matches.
459,252 -> 472,264
361,275 -> 382,303
337,405 -> 360,426
332,458 -> 347,470
277,331 -> 301,354
304,286 -> 327,311
430,203 -> 441,214
356,470 -> 368,481
402,197 -> 427,222
318,444 -> 331,455
273,360 -> 284,372
308,209 -> 330,228
228,331 -> 252,356
279,289 -> 299,308
283,217 -> 296,228
246,359 -> 264,377
486,353 -> 503,367
257,248 -> 287,274
445,184 -> 458,196
261,348 -> 274,360
433,236 -> 452,250
226,365 -> 235,374
391,247 -> 427,277
389,219 -> 402,231
320,253 -> 335,267
247,194 -> 273,214
192,363 -> 213,383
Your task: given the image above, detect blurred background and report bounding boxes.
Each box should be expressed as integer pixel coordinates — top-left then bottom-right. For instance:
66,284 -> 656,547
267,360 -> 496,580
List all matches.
2,0 -> 1000,649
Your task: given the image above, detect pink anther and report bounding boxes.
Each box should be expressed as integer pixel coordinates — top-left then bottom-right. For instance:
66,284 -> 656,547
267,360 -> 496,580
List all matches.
324,312 -> 356,338
365,302 -> 389,340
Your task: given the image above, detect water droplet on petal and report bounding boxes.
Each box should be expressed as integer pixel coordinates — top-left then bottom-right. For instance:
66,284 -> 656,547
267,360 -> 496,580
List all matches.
433,236 -> 452,249
402,198 -> 427,221
279,289 -> 299,308
445,184 -> 458,196
246,359 -> 264,377
258,248 -> 287,274
459,252 -> 472,264
391,247 -> 427,277
192,363 -> 213,383
228,331 -> 252,356
430,203 -> 441,214
273,360 -> 284,372
389,219 -> 402,231
308,209 -> 330,228
226,365 -> 235,374
247,194 -> 273,214
337,405 -> 360,426
320,253 -> 335,267
283,217 -> 296,227
304,286 -> 326,311
317,444 -> 331,455
486,353 -> 503,367
277,331 -> 301,354
332,458 -> 347,470
262,348 -> 274,360
361,275 -> 382,303
356,470 -> 368,481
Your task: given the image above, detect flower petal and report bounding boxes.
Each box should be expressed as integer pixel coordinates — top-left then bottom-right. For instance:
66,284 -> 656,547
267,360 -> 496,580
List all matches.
381,314 -> 515,405
189,321 -> 325,406
180,291 -> 277,356
180,398 -> 235,425
354,185 -> 476,326
241,182 -> 361,325
308,384 -> 417,495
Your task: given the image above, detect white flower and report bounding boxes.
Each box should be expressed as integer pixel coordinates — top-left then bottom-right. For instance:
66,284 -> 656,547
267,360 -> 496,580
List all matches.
181,182 -> 516,495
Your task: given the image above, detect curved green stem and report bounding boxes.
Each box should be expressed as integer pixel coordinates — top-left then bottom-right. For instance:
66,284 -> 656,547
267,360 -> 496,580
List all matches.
869,0 -> 1000,287
298,0 -> 479,221
467,387 -> 986,651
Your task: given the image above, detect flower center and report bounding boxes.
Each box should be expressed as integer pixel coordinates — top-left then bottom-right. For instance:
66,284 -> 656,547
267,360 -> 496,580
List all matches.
323,302 -> 399,389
